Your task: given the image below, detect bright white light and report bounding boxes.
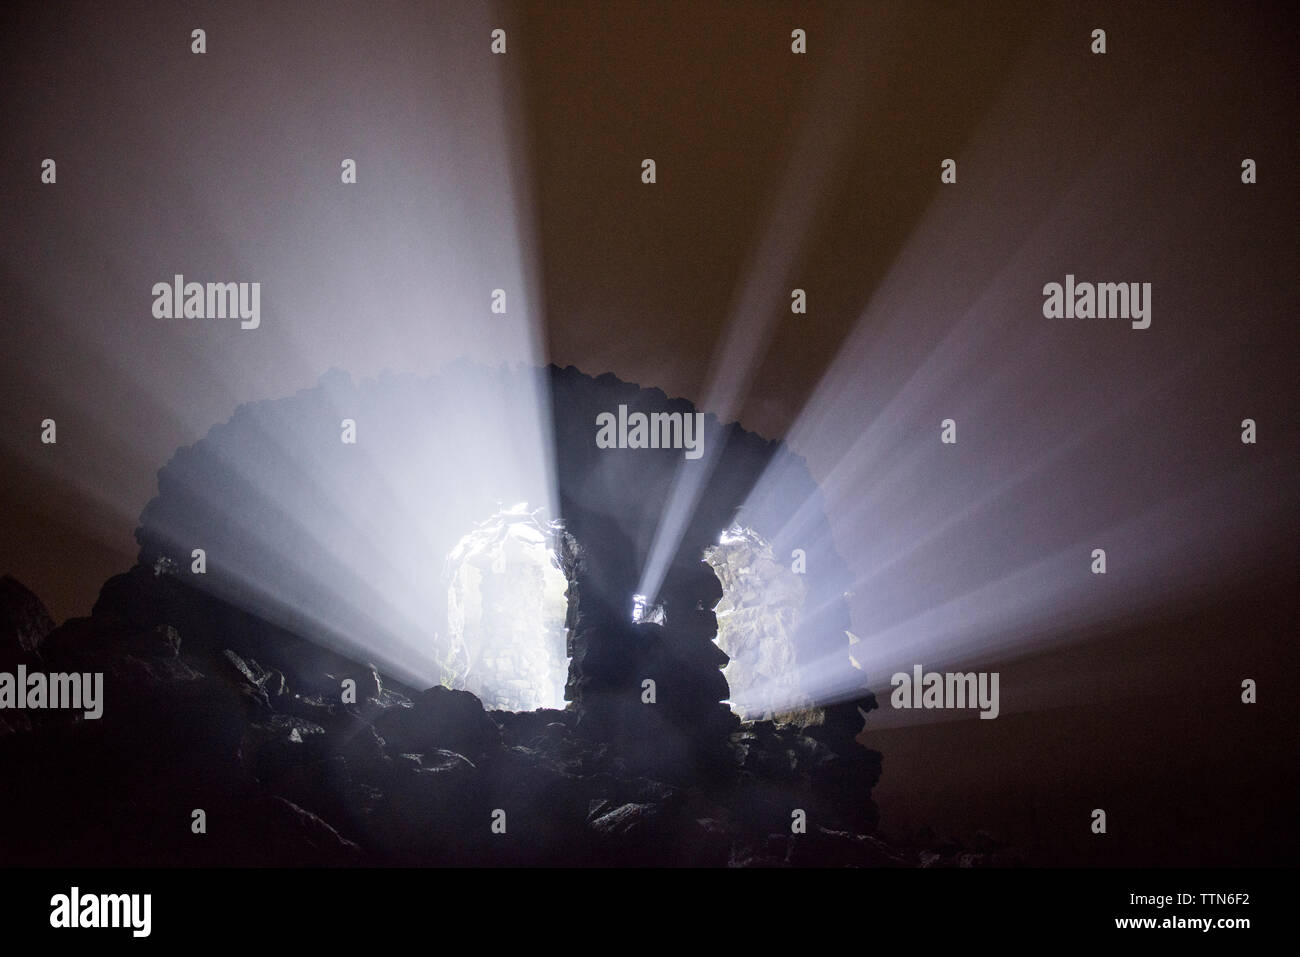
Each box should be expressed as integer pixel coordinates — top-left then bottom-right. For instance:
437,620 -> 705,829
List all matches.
630,593 -> 665,625
443,504 -> 569,711
705,524 -> 811,720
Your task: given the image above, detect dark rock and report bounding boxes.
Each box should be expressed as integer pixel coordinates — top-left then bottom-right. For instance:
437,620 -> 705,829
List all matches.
413,748 -> 476,774
281,692 -> 335,722
807,694 -> 877,753
0,711 -> 33,737
0,575 -> 55,661
730,834 -> 794,868
787,827 -> 910,867
223,649 -> 269,686
33,616 -> 107,671
125,623 -> 181,658
263,668 -> 287,697
934,837 -> 964,857
237,795 -> 363,866
327,664 -> 381,706
587,801 -> 659,836
809,749 -> 883,831
372,685 -> 502,762
221,650 -> 273,712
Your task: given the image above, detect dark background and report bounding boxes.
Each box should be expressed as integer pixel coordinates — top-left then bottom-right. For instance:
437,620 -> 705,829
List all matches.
2,1 -> 1297,864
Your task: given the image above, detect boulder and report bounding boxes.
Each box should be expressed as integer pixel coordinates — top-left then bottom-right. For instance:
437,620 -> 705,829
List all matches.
372,685 -> 503,761
0,575 -> 55,664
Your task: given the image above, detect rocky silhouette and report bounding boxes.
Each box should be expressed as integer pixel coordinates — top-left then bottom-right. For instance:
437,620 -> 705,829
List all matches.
0,365 -> 936,866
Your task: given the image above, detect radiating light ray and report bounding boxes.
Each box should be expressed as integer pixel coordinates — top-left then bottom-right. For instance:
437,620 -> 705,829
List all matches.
2,3 -> 560,694
722,11 -> 1296,720
635,16 -> 869,605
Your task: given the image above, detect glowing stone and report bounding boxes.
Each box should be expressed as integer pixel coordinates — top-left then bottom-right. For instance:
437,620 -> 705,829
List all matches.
704,524 -> 811,720
442,504 -> 569,711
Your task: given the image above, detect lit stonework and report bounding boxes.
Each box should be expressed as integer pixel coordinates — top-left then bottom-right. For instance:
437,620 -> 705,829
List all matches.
443,504 -> 569,711
704,524 -> 811,721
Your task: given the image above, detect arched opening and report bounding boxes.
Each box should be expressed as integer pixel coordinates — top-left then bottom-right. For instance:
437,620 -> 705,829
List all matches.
440,504 -> 570,711
704,524 -> 813,721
